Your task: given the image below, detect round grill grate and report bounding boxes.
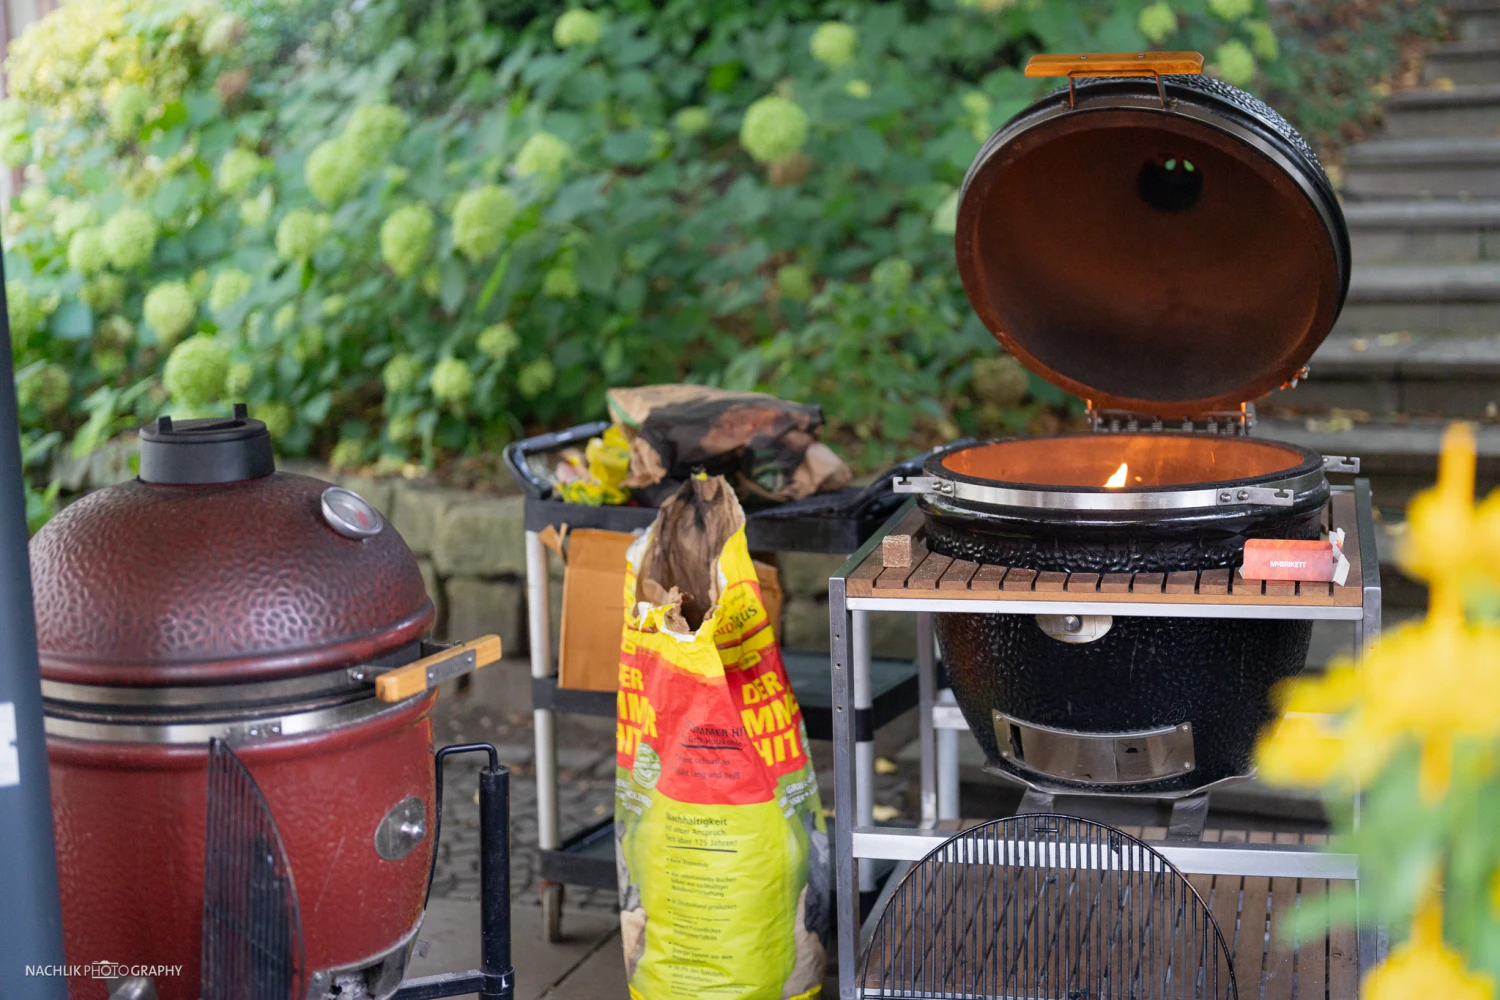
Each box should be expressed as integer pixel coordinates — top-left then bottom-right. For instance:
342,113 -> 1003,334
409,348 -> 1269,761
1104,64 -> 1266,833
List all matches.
860,814 -> 1236,999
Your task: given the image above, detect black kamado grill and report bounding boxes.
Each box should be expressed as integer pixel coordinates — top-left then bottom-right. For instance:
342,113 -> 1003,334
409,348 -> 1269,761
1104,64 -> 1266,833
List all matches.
895,52 -> 1351,796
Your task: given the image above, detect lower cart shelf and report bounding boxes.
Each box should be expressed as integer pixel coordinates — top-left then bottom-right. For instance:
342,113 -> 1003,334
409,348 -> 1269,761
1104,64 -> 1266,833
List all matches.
859,822 -> 1366,1000
539,816 -> 615,891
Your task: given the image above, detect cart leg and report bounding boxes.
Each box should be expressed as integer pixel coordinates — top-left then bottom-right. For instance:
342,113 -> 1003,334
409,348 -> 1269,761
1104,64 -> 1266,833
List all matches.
916,612 -> 937,829
830,581 -> 859,1000
1352,479 -> 1382,836
526,531 -> 563,942
540,881 -> 564,944
936,687 -> 960,821
851,609 -> 876,900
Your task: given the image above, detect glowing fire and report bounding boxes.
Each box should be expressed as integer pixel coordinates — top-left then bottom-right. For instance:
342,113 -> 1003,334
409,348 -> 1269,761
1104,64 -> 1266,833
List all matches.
1104,463 -> 1128,488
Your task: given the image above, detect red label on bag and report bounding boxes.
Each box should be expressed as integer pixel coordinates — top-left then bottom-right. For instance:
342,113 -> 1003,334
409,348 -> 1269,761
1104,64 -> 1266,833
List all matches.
616,642 -> 807,806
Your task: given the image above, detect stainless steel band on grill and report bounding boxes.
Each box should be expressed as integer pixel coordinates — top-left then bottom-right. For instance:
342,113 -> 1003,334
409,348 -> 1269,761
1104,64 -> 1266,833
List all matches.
41,692 -> 424,746
994,711 -> 1196,786
39,642 -> 431,745
894,462 -> 1331,511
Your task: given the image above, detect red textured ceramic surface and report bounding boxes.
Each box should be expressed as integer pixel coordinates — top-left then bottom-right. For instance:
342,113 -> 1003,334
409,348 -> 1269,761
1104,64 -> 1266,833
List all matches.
49,695 -> 436,1000
30,472 -> 433,685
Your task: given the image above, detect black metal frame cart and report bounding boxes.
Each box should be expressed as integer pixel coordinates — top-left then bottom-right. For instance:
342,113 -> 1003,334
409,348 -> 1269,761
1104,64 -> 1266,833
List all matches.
827,485 -> 1385,1000
507,422 -> 923,941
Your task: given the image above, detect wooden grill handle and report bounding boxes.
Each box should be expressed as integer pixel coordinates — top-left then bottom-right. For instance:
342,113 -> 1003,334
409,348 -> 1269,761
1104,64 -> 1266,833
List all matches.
375,634 -> 503,703
1024,52 -> 1204,79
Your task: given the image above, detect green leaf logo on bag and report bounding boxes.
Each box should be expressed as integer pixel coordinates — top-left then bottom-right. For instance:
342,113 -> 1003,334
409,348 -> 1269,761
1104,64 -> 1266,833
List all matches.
632,742 -> 661,789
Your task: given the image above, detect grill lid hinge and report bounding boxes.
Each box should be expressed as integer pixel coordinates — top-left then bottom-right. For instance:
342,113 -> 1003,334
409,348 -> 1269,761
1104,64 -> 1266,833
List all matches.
1088,402 -> 1256,436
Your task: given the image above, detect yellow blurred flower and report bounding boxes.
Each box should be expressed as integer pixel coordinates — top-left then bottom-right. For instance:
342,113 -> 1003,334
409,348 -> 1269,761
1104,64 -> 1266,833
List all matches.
1255,713 -> 1345,787
1364,899 -> 1494,1000
1256,424 -> 1500,798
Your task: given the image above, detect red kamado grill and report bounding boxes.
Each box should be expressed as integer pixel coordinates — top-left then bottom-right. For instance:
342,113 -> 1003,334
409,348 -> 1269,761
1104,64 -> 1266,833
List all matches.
895,54 -> 1351,796
31,407 -> 499,1000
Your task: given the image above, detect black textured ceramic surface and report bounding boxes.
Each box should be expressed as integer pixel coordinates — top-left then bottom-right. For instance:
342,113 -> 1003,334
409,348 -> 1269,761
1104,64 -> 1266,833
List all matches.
921,491 -> 1326,793
936,612 -> 1312,794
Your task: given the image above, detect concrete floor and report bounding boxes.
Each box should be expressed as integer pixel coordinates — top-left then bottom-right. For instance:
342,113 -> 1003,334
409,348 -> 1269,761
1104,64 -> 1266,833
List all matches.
407,898 -> 626,1000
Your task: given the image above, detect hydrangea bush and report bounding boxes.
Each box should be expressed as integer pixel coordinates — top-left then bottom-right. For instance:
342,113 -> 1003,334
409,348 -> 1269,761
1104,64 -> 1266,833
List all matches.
0,0 -> 1441,514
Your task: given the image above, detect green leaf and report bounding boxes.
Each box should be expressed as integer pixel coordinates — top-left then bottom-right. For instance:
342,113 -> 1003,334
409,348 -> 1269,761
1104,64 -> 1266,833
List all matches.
185,90 -> 223,127
439,260 -> 468,314
49,299 -> 93,340
574,238 -> 618,296
544,177 -> 610,225
601,129 -> 655,166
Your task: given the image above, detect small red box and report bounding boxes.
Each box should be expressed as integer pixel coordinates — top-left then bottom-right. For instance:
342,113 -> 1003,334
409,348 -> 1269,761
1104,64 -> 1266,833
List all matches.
1240,538 -> 1335,582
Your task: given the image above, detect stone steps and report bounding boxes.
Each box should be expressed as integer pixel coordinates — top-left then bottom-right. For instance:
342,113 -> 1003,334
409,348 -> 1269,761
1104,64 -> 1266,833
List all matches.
1269,331 -> 1500,417
1383,82 -> 1500,138
1345,199 -> 1500,263
1257,415 -> 1500,508
1423,39 -> 1500,85
1334,262 -> 1500,334
1453,0 -> 1500,40
1343,136 -> 1500,199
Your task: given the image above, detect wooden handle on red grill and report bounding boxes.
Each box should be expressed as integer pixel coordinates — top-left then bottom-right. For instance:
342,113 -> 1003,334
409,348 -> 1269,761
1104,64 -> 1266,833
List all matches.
1025,52 -> 1203,78
375,635 -> 503,702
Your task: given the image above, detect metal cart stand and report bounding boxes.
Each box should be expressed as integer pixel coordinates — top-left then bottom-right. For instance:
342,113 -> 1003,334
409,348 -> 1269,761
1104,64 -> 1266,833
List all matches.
507,423 -> 924,939
827,482 -> 1383,999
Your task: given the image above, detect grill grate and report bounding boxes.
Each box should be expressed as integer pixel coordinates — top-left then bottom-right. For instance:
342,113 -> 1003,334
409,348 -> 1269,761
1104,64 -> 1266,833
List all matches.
200,738 -> 305,1000
860,815 -> 1236,1000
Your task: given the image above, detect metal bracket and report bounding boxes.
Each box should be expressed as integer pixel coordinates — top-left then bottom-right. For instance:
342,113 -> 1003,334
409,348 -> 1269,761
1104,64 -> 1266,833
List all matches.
1036,614 -> 1112,643
1215,485 -> 1294,507
1323,455 -> 1361,474
227,719 -> 283,745
107,976 -> 159,1000
1280,365 -> 1311,391
892,476 -> 951,496
1088,403 -> 1256,436
374,796 -> 428,861
1167,793 -> 1211,841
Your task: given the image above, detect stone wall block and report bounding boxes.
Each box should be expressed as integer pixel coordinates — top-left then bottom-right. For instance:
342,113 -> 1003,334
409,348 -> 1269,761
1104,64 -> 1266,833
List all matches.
416,557 -> 444,633
777,552 -> 844,598
390,481 -> 464,557
332,473 -> 394,518
432,496 -> 526,577
441,576 -> 526,652
781,598 -> 831,652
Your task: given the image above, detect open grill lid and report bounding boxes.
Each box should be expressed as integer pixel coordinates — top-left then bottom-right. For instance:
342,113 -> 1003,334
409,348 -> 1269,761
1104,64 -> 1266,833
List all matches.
955,52 -> 1350,421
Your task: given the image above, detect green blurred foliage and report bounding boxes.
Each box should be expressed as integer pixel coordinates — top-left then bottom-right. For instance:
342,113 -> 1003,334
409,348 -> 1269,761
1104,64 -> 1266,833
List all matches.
0,0 -> 1445,520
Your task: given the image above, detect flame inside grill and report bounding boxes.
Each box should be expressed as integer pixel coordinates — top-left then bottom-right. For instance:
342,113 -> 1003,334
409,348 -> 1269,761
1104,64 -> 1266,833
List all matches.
940,435 -> 1309,490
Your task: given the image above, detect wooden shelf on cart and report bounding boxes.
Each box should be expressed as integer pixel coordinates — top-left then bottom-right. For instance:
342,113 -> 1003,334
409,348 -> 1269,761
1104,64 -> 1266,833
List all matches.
847,492 -> 1366,610
902,822 -> 1363,1000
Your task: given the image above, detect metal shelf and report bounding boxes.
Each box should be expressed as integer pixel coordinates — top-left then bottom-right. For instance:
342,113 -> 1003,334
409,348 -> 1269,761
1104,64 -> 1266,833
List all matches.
826,481 -> 1384,999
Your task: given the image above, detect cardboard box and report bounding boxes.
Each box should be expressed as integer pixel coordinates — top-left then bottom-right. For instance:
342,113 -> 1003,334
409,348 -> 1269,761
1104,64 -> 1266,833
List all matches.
558,528 -> 638,692
556,527 -> 783,692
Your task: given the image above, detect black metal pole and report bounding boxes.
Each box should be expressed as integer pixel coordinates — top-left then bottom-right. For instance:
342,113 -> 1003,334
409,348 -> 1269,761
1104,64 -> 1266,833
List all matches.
0,266 -> 68,992
478,763 -> 513,1000
394,743 -> 514,1000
